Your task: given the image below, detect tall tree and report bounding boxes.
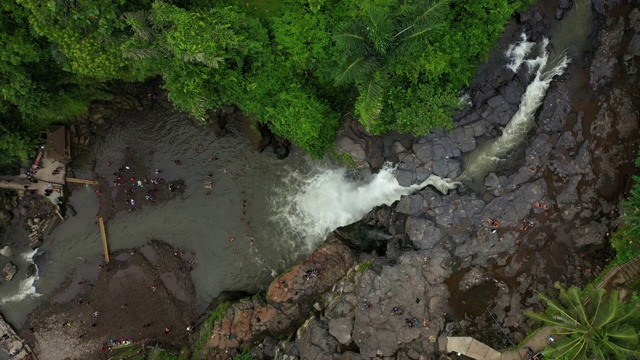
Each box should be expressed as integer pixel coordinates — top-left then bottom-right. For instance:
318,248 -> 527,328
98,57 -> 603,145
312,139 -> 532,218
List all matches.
526,283 -> 640,360
333,0 -> 451,132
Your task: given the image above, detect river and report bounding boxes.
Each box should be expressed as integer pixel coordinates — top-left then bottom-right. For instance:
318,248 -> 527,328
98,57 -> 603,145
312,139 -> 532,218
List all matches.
0,109 -> 321,326
0,107 -> 431,329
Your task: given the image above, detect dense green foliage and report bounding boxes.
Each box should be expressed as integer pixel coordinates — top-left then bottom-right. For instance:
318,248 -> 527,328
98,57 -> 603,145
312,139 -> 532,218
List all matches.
526,283 -> 640,360
1,0 -> 531,165
612,148 -> 640,263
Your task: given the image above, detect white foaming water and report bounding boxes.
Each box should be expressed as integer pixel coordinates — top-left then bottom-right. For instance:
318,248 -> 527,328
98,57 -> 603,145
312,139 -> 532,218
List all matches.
0,249 -> 42,305
277,163 -> 459,248
459,34 -> 569,187
505,33 -> 536,72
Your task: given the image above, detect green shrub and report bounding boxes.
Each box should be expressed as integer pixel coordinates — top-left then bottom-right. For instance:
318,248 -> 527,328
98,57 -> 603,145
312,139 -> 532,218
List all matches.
612,147 -> 640,263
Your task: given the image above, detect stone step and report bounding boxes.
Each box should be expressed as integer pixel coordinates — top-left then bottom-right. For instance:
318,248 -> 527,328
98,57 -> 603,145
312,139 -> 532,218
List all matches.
626,261 -> 640,274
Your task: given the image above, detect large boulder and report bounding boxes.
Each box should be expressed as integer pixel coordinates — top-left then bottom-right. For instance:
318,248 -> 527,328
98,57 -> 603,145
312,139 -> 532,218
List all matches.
0,246 -> 12,258
334,115 -> 384,169
204,236 -> 355,357
3,262 -> 17,282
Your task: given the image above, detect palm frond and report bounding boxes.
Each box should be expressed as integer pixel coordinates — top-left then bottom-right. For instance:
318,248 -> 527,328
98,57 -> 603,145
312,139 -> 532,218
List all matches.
592,290 -> 621,328
525,310 -> 580,331
602,331 -> 640,360
334,20 -> 371,56
355,74 -> 386,130
395,0 -> 451,51
122,47 -> 163,61
605,325 -> 639,345
537,290 -> 580,327
586,284 -> 607,325
547,336 -> 588,360
334,55 -> 381,86
362,2 -> 395,55
122,10 -> 154,41
179,53 -> 225,68
561,285 -> 592,332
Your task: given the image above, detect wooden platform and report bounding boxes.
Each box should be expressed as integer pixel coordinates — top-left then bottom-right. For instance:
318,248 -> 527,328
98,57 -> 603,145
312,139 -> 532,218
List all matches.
66,177 -> 99,185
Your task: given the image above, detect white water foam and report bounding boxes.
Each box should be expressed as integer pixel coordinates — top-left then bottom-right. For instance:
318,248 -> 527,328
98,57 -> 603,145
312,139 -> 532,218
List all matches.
276,163 -> 459,248
0,249 -> 42,304
459,34 -> 569,186
505,33 -> 536,72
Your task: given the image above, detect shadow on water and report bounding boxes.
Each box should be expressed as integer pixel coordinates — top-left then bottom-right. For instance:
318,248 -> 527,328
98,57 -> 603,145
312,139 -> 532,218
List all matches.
444,268 -> 498,321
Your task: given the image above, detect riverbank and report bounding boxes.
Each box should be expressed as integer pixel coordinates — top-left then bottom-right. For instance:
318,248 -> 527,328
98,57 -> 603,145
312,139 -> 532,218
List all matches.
19,241 -> 197,360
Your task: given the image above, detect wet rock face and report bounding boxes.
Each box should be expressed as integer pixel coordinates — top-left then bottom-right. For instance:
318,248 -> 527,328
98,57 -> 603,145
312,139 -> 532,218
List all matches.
198,1 -> 639,359
203,238 -> 355,358
271,1 -> 640,357
334,115 -> 385,169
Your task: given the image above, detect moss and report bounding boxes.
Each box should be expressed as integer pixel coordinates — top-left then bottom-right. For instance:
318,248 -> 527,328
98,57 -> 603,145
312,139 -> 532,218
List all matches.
191,302 -> 232,359
354,260 -> 371,273
108,346 -> 146,360
331,149 -> 358,169
232,350 -> 256,360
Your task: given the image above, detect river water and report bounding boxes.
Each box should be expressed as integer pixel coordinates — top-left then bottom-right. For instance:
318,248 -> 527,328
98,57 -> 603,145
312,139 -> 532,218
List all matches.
0,108 -> 430,328
1,110 -> 319,326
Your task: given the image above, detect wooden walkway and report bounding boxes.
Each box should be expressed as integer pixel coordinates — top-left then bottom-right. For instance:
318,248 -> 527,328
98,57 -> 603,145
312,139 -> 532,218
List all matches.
66,177 -> 99,185
440,256 -> 640,359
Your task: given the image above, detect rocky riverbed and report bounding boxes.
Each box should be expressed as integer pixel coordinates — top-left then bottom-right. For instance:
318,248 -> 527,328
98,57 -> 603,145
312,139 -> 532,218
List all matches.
198,0 -> 640,359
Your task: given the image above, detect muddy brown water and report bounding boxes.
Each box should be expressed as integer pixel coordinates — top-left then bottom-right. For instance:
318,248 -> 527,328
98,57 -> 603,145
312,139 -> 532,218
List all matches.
0,109 -> 319,327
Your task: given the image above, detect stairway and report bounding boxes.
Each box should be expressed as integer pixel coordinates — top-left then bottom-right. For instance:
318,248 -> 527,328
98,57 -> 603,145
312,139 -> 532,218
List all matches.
597,256 -> 640,290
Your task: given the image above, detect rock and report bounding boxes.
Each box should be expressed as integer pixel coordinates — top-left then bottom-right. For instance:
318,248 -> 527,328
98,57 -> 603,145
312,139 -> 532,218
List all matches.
487,95 -> 507,109
395,194 -> 424,215
20,207 -> 28,216
328,317 -> 353,344
296,317 -> 340,359
590,18 -> 625,90
0,245 -> 12,257
3,262 -> 17,282
458,267 -> 490,292
558,0 -> 572,9
29,235 -> 42,249
0,210 -> 11,225
334,115 -> 384,169
26,264 -> 37,278
405,216 -> 442,250
204,237 -> 355,356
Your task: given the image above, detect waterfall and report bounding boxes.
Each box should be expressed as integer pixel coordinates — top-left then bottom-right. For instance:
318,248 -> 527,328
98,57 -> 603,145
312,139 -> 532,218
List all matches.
276,163 -> 458,248
0,249 -> 42,304
458,34 -> 569,188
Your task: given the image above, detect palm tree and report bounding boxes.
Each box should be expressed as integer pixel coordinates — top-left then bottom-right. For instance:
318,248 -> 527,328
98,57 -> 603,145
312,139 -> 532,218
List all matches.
525,282 -> 640,359
333,0 -> 451,130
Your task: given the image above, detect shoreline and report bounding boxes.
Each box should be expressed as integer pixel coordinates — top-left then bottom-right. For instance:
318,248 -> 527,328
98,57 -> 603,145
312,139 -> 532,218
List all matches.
18,240 -> 198,360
